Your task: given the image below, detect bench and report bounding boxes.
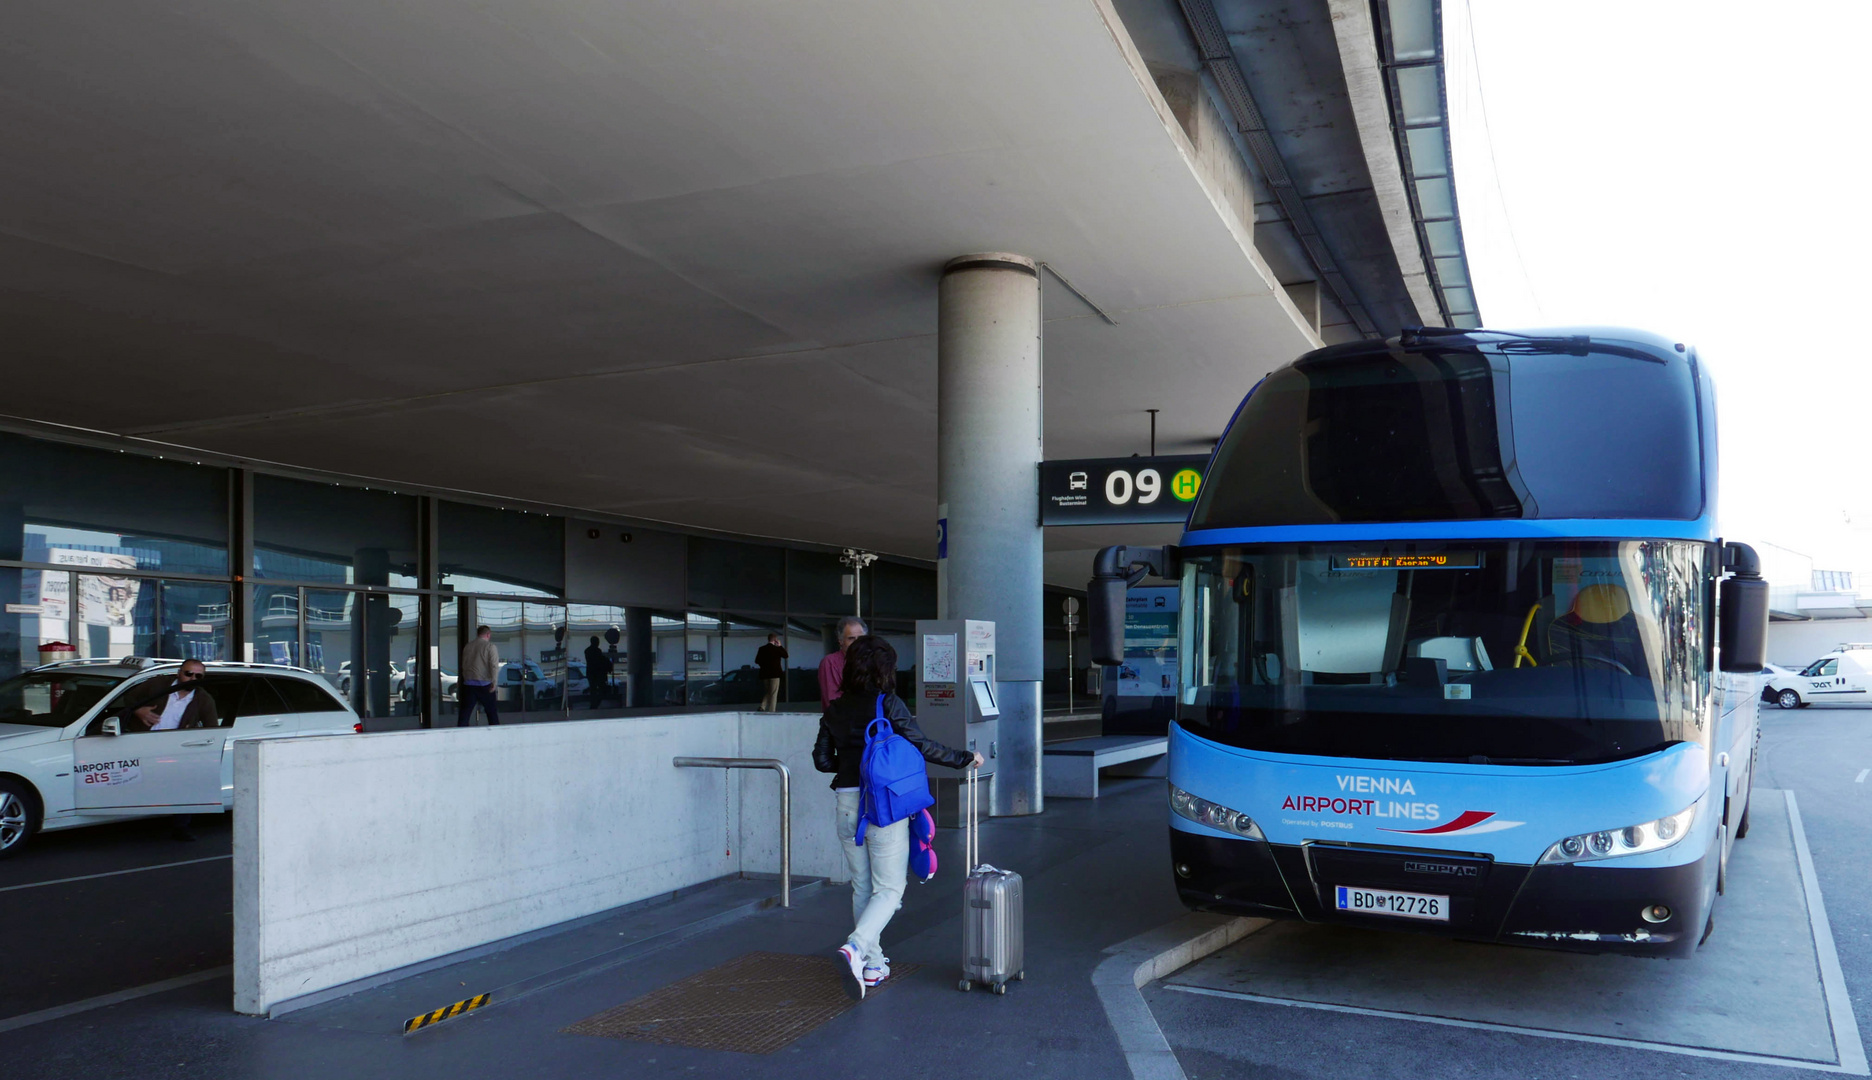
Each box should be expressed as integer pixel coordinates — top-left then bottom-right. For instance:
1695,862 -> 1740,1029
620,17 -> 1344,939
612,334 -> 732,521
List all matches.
1043,735 -> 1169,798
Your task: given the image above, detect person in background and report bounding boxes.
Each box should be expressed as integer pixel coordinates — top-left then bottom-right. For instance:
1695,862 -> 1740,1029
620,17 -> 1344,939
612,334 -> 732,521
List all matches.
583,635 -> 616,709
459,625 -> 500,726
755,633 -> 788,712
813,635 -> 982,1000
817,617 -> 867,708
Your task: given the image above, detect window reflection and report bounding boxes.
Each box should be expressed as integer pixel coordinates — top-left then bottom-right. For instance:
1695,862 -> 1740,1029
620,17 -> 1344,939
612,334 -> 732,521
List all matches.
159,581 -> 231,663
376,593 -> 421,717
0,432 -> 228,575
438,596 -> 461,712
1,568 -> 73,681
253,586 -> 301,667
474,599 -> 525,717
253,476 -> 418,588
302,589 -> 356,710
77,573 -> 154,660
649,611 -> 686,706
684,614 -> 781,708
440,503 -> 564,598
788,618 -> 840,709
567,605 -> 627,710
524,603 -> 566,713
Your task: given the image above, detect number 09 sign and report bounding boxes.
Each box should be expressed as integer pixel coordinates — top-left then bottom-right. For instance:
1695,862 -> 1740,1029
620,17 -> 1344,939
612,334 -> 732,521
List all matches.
1039,455 -> 1208,526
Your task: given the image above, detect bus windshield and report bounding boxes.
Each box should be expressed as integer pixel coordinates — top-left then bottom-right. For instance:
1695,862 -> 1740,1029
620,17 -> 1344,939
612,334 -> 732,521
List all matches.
1179,539 -> 1713,765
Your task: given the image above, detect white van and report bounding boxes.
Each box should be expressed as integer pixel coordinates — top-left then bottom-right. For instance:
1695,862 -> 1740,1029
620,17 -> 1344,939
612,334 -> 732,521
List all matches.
1762,647 -> 1872,709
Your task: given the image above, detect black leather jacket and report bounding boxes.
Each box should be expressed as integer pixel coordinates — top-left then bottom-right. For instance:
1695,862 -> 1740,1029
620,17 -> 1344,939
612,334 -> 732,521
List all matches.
813,691 -> 973,788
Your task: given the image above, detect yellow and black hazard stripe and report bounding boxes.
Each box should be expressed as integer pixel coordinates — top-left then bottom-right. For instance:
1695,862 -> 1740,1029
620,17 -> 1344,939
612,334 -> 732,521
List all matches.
403,992 -> 491,1034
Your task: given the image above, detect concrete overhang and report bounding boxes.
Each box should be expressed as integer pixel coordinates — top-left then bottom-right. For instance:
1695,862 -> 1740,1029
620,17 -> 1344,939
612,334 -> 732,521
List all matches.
0,0 -> 1420,585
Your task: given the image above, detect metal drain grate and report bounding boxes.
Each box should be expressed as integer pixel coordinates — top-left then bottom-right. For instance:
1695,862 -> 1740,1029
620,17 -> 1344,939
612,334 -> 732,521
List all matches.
564,951 -> 918,1055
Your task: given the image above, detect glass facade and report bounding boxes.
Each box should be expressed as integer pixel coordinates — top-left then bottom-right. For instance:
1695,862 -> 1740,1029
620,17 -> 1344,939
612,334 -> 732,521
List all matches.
0,427 -> 968,723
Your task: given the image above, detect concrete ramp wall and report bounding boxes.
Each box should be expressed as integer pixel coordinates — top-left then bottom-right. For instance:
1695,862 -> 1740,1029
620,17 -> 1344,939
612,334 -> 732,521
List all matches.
232,711 -> 840,1015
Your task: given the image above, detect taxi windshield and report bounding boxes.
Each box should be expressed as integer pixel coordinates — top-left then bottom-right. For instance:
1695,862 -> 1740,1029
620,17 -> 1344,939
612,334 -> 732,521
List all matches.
1179,539 -> 1714,765
0,670 -> 129,728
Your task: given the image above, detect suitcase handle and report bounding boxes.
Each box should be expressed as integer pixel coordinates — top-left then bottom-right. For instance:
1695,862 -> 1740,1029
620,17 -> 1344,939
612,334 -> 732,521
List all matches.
966,766 -> 979,871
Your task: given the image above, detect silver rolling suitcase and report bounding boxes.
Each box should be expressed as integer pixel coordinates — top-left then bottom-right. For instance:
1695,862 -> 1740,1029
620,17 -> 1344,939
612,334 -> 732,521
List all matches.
958,769 -> 1024,994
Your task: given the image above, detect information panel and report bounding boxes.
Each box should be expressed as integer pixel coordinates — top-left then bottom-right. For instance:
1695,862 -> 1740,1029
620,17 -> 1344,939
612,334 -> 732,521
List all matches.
1118,587 -> 1178,698
1039,455 -> 1207,526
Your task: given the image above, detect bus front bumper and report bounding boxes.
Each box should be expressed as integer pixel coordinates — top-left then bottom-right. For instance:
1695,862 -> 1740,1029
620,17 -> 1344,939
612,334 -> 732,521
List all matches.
1171,829 -> 1715,959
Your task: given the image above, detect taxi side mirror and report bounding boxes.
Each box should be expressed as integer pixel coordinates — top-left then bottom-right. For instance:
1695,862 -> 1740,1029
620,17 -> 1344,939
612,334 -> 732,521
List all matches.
101,717 -> 121,737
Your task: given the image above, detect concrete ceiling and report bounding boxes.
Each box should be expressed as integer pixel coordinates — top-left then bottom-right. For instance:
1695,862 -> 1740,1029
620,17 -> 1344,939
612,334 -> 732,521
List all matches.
0,0 -> 1327,585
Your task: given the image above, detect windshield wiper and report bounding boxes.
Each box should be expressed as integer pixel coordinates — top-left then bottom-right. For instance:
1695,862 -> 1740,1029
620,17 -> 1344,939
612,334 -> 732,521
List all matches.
1397,326 -> 1670,364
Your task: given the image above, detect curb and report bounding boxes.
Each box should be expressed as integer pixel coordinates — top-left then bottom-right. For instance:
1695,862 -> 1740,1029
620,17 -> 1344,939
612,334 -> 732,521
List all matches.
1092,914 -> 1268,1080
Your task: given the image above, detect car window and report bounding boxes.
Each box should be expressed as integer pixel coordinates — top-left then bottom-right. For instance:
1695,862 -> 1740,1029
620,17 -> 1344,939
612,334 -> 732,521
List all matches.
1813,659 -> 1839,677
226,675 -> 290,722
266,676 -> 347,713
197,674 -> 258,727
95,674 -> 219,731
0,670 -> 128,728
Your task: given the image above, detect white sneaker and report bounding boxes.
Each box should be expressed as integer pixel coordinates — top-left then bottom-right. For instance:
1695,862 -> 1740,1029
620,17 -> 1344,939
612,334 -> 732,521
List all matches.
863,960 -> 891,987
837,944 -> 866,1001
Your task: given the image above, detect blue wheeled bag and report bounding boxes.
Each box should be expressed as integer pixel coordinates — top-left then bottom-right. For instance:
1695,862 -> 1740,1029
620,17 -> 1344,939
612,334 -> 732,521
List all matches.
855,693 -> 935,846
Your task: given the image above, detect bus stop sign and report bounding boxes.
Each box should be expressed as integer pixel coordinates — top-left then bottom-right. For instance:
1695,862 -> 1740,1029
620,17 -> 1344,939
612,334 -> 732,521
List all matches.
1039,455 -> 1207,526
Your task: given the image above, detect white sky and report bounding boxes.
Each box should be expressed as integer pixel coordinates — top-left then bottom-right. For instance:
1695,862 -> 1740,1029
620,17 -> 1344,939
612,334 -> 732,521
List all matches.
1446,1 -> 1872,585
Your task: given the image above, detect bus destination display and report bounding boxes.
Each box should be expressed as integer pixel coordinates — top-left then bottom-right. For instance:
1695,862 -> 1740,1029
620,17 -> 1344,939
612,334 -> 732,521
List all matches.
1329,552 -> 1481,571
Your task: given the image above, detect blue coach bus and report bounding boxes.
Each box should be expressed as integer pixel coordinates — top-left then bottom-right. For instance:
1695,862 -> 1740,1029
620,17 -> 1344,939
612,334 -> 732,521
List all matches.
1088,327 -> 1769,958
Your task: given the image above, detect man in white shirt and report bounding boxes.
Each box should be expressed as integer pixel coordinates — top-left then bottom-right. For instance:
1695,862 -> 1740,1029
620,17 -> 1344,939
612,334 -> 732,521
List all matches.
122,659 -> 219,842
129,660 -> 217,731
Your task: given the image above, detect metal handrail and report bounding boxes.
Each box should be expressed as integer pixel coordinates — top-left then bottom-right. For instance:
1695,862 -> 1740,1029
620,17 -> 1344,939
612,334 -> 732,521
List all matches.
672,757 -> 791,908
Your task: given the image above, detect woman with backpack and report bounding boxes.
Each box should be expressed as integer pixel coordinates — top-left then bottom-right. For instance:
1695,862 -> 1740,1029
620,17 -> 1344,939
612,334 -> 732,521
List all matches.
813,634 -> 982,1000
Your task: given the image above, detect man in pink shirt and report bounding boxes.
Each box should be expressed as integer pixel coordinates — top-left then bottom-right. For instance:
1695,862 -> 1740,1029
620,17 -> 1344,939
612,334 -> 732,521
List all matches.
817,617 -> 868,708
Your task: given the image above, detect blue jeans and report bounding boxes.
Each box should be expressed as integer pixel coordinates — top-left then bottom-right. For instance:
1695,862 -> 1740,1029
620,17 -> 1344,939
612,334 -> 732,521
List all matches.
836,788 -> 908,966
458,683 -> 500,726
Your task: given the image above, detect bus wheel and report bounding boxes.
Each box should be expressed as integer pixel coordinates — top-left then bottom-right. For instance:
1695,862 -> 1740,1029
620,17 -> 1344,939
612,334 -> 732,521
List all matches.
1776,689 -> 1802,709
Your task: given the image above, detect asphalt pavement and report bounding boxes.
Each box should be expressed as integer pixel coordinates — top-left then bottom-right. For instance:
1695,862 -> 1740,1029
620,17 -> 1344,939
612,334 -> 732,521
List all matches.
0,813 -> 233,1023
1145,704 -> 1872,1079
0,706 -> 1866,1080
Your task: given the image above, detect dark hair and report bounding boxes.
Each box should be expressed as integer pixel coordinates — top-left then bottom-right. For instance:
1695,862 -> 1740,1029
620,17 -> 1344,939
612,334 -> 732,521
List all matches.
839,635 -> 898,699
476,625 -> 491,636
590,636 -> 600,646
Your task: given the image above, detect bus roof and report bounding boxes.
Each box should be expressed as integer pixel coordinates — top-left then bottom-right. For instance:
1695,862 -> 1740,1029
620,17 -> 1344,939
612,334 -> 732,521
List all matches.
1182,328 -> 1715,547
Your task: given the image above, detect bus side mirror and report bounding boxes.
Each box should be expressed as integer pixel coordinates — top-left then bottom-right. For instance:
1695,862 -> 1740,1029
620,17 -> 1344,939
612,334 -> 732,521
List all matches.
1087,545 -> 1180,667
1088,575 -> 1127,667
1719,542 -> 1768,674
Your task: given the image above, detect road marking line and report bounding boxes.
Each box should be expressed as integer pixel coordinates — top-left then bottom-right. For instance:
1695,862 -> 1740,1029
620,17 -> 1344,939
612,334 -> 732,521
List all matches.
1786,790 -> 1869,1075
1856,769 -> 1868,783
1162,985 -> 1862,1074
0,854 -> 232,894
0,967 -> 230,1035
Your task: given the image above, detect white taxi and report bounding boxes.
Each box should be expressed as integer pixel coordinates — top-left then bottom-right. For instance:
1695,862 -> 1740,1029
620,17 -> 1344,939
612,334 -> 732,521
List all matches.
0,658 -> 359,858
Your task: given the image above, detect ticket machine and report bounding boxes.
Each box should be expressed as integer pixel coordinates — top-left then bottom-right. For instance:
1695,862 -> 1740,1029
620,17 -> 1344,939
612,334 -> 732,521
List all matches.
915,619 -> 999,823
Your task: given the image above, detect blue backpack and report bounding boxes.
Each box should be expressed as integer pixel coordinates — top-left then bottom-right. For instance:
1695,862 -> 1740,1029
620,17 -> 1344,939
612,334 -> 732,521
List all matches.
856,694 -> 935,846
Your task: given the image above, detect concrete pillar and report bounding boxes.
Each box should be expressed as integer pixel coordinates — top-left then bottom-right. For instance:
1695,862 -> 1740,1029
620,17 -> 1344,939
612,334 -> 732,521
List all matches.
938,253 -> 1044,817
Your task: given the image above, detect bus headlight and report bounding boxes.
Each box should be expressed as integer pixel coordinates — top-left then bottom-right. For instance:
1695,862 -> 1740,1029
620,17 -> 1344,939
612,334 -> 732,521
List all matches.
1539,797 -> 1701,864
1169,783 -> 1265,840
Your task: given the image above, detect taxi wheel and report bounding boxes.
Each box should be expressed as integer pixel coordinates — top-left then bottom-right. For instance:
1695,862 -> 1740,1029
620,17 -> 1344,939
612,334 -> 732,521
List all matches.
0,778 -> 40,859
1775,689 -> 1802,709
